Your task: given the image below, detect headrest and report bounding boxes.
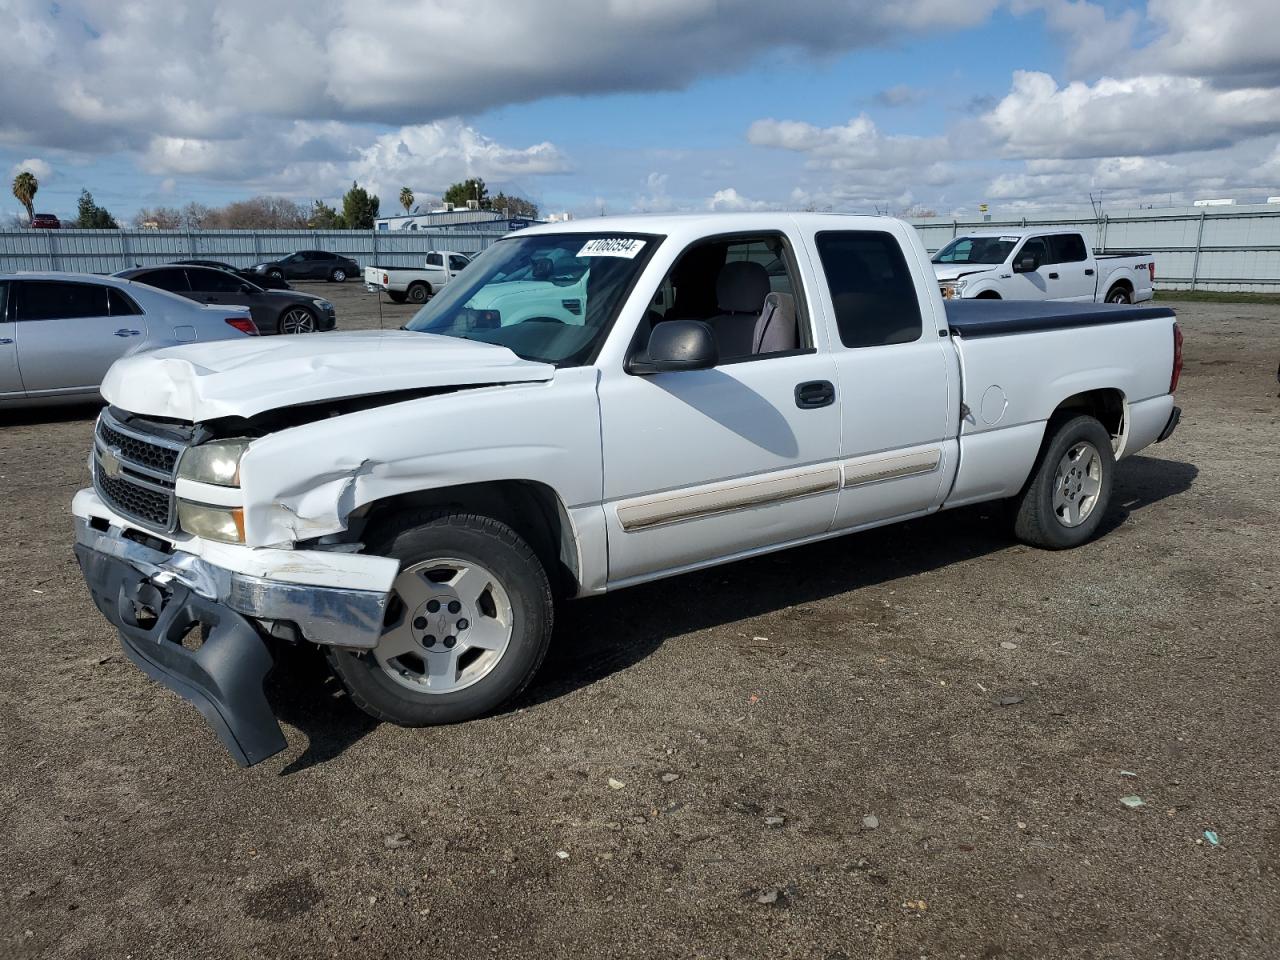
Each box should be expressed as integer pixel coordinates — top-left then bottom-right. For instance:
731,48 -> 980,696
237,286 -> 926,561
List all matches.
716,260 -> 770,314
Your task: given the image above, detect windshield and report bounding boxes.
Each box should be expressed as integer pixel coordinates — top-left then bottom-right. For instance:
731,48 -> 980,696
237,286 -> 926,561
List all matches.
404,232 -> 658,365
932,236 -> 1017,265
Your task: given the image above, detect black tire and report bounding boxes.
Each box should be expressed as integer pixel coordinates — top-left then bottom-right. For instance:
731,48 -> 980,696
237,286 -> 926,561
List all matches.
406,282 -> 430,303
330,268 -> 347,282
267,269 -> 284,282
387,291 -> 408,304
1106,285 -> 1132,304
976,291 -> 1002,300
1013,414 -> 1115,550
328,511 -> 554,726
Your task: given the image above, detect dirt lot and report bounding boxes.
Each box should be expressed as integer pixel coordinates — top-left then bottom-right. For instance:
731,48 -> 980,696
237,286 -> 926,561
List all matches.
2,286 -> 1278,959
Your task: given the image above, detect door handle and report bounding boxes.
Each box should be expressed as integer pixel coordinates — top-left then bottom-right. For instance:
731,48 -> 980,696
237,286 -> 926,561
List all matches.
795,380 -> 835,409
1084,268 -> 1095,276
1048,272 -> 1059,279
0,337 -> 13,345
114,328 -> 141,337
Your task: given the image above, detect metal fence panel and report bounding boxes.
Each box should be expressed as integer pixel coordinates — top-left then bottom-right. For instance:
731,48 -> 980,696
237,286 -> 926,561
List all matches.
6,208 -> 1280,291
908,203 -> 1280,291
0,229 -> 501,275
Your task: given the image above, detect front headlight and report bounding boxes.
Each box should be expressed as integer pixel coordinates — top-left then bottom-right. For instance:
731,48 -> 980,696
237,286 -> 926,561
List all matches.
315,299 -> 333,310
177,502 -> 245,543
950,278 -> 969,294
178,439 -> 250,487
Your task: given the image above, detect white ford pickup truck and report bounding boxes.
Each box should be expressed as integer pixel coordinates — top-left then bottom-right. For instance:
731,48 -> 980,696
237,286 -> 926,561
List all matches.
364,250 -> 472,303
72,213 -> 1183,766
932,229 -> 1155,304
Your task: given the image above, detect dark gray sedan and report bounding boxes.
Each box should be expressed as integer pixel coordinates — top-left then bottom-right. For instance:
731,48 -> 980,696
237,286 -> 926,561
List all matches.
116,265 -> 337,334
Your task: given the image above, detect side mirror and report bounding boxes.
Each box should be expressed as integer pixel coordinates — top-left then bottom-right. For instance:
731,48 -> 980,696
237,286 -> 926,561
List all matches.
628,320 -> 718,375
1014,254 -> 1040,273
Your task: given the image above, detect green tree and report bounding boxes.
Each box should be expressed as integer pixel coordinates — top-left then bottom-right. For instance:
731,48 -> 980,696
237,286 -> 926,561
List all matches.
307,200 -> 346,229
489,191 -> 539,219
76,189 -> 118,229
11,170 -> 38,224
341,181 -> 379,229
443,177 -> 488,209
399,186 -> 414,216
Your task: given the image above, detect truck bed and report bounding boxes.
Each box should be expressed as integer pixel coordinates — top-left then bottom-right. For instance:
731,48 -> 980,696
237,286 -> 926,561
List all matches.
946,299 -> 1173,338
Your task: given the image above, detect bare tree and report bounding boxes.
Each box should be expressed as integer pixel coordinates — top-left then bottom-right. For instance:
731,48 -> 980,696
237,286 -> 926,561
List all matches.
133,206 -> 184,229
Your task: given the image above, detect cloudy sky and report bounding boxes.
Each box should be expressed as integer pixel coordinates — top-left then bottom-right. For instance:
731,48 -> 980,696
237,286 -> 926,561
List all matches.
3,0 -> 1279,222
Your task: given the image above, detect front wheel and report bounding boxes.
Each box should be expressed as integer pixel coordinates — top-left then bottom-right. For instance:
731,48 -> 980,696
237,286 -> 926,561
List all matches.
328,512 -> 554,726
267,269 -> 284,282
1012,415 -> 1115,549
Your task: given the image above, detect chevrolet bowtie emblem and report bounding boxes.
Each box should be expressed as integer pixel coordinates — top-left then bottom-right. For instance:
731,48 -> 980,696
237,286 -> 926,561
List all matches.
100,445 -> 125,479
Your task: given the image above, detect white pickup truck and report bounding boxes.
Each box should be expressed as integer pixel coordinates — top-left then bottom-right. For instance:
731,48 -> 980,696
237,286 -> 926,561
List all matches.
364,250 -> 472,303
72,213 -> 1183,766
932,229 -> 1155,304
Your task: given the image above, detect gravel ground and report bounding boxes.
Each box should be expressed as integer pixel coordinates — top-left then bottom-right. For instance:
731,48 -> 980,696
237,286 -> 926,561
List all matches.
2,285 -> 1278,960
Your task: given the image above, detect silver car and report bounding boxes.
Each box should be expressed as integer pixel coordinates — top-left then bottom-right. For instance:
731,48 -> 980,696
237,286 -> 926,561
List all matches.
0,272 -> 257,407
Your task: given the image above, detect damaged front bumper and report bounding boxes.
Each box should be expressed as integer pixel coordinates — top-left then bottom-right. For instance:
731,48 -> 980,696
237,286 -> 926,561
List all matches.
72,495 -> 396,766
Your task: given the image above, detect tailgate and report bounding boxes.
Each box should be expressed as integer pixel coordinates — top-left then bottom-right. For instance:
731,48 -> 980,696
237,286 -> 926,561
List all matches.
363,266 -> 385,287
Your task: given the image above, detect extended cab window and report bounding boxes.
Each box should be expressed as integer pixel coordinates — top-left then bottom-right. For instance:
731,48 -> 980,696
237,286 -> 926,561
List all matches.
645,233 -> 807,361
814,231 -> 922,348
426,253 -> 444,267
15,281 -> 111,321
1050,233 -> 1088,263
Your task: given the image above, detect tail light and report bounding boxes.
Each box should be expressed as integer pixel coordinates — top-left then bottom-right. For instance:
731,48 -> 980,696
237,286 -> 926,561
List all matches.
1149,261 -> 1156,283
1170,322 -> 1183,393
225,317 -> 258,336
382,273 -> 389,284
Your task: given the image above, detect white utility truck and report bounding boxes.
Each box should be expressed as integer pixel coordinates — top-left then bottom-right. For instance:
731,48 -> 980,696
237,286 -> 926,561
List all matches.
364,250 -> 472,303
932,229 -> 1155,303
73,213 -> 1183,765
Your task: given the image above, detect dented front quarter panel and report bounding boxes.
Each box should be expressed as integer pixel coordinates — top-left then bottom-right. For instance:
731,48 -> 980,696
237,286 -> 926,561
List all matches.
234,367 -> 605,566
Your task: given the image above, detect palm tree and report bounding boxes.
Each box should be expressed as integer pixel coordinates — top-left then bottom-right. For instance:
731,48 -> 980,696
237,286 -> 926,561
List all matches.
12,170 -> 38,224
399,186 -> 414,216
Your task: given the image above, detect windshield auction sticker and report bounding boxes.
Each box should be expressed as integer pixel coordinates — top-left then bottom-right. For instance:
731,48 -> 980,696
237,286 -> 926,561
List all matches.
577,238 -> 646,258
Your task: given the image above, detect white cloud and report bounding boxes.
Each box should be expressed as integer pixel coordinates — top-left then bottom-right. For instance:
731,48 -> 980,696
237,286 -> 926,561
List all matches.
10,157 -> 52,181
984,71 -> 1280,159
747,115 -> 953,171
706,187 -> 773,212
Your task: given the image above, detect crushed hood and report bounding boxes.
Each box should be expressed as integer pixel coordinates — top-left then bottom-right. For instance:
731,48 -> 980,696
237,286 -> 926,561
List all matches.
932,264 -> 997,282
101,330 -> 554,422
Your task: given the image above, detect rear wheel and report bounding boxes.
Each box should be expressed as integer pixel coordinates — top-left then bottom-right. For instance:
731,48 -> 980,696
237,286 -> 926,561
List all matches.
277,306 -> 317,334
1106,285 -> 1132,304
330,268 -> 347,282
406,282 -> 431,303
328,512 -> 554,726
1013,415 -> 1115,549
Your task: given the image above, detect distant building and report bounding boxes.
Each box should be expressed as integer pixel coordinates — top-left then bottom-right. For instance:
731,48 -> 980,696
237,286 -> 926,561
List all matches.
375,203 -> 545,234
1193,198 -> 1237,207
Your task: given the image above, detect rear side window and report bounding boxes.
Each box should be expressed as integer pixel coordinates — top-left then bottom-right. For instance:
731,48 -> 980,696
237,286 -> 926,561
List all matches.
15,281 -> 111,321
814,231 -> 922,348
189,268 -> 244,293
1050,233 -> 1088,263
108,289 -> 142,316
138,269 -> 190,293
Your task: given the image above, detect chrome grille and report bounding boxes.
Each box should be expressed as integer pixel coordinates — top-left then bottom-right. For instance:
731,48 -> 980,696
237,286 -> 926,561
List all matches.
92,410 -> 188,532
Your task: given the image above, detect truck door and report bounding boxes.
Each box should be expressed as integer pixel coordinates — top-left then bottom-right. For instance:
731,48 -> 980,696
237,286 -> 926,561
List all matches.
0,281 -> 22,399
806,228 -> 959,529
448,254 -> 470,283
1047,233 -> 1094,301
1005,236 -> 1052,299
597,230 -> 841,584
13,279 -> 149,397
